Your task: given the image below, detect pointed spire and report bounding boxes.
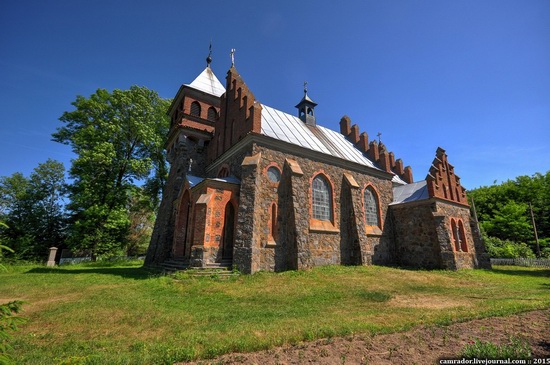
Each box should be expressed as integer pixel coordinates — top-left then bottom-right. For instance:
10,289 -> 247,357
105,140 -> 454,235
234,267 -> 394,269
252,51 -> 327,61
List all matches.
206,40 -> 212,67
295,80 -> 317,126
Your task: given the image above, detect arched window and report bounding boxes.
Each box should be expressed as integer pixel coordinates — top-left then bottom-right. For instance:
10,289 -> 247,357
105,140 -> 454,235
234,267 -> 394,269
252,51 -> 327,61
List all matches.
190,101 -> 201,117
458,220 -> 468,252
217,166 -> 230,178
451,219 -> 460,251
269,202 -> 278,242
312,174 -> 332,221
207,107 -> 217,121
266,166 -> 281,183
364,186 -> 380,227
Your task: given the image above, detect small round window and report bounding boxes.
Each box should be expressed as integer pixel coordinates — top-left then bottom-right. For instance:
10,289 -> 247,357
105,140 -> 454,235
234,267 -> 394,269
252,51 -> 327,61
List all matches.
267,166 -> 281,183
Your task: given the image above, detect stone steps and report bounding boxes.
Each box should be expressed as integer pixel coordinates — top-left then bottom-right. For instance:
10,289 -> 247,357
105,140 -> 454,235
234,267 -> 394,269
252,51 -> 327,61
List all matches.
161,258 -> 237,278
184,269 -> 239,279
160,258 -> 190,273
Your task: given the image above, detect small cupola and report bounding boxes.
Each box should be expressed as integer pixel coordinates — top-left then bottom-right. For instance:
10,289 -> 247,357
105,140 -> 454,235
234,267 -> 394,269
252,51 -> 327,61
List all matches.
295,81 -> 317,127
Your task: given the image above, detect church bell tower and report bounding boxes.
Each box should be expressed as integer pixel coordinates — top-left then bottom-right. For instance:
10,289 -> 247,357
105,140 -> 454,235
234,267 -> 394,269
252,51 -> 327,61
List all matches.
295,82 -> 317,127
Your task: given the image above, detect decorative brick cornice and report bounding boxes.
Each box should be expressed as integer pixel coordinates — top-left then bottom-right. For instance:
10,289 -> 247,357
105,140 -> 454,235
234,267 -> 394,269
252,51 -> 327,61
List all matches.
425,147 -> 468,206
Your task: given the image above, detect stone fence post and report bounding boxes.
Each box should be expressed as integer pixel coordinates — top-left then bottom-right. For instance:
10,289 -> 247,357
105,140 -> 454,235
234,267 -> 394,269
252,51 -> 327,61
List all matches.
47,247 -> 58,267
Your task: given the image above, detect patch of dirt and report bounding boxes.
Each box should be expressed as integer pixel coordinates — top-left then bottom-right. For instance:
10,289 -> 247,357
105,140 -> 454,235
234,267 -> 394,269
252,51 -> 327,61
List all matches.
183,309 -> 550,365
389,294 -> 473,309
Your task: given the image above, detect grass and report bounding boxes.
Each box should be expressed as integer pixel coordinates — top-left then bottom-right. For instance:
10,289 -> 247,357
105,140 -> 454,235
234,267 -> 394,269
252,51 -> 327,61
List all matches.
461,337 -> 532,359
0,262 -> 548,364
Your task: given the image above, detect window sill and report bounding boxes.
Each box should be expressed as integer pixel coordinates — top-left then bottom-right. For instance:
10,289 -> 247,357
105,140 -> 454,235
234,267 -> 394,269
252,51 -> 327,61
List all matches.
366,226 -> 383,236
309,219 -> 340,233
265,238 -> 277,248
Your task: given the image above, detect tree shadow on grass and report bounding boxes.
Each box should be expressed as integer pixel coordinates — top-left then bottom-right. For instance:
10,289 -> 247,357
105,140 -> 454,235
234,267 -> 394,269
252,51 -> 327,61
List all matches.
490,267 -> 550,278
24,266 -> 158,280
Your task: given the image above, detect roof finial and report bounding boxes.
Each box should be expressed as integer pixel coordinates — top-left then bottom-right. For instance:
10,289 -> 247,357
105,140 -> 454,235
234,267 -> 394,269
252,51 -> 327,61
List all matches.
377,132 -> 382,143
230,48 -> 236,66
303,81 -> 308,95
206,40 -> 212,67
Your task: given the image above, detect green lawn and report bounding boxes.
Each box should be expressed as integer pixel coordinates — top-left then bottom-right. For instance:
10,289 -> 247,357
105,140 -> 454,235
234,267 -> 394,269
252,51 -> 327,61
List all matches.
1,262 -> 549,364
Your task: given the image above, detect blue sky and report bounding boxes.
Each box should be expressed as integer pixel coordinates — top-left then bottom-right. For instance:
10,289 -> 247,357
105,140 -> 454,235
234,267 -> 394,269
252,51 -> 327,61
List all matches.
1,0 -> 548,190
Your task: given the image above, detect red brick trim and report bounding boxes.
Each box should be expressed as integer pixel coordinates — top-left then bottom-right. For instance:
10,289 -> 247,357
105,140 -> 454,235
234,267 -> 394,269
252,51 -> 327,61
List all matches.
267,201 -> 278,246
458,219 -> 468,252
449,217 -> 468,252
450,218 -> 458,251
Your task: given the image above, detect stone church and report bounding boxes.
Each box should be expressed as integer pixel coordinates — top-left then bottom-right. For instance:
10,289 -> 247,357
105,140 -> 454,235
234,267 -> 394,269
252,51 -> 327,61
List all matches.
144,53 -> 491,273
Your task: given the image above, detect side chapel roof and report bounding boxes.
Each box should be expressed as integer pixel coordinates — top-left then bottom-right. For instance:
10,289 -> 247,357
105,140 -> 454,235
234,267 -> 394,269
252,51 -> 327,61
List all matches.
391,180 -> 429,205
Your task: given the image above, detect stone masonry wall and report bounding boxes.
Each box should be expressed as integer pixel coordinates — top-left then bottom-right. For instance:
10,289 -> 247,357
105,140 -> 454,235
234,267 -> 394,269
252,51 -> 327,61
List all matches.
146,132 -> 194,266
434,201 -> 491,269
251,143 -> 395,271
391,202 -> 443,269
391,199 -> 491,270
233,148 -> 261,273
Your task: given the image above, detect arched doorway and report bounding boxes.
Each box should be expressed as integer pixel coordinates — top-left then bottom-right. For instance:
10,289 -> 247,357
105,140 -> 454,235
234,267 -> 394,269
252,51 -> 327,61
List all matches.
221,202 -> 235,261
173,190 -> 191,258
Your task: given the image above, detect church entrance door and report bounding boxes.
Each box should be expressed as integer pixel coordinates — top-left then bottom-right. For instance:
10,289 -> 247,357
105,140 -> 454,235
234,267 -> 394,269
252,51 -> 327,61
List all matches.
221,202 -> 235,261
173,191 -> 191,258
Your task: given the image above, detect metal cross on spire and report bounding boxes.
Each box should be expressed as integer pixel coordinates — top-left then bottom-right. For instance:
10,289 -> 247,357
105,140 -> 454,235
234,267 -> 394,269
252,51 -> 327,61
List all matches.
303,81 -> 308,95
377,132 -> 382,143
230,48 -> 236,66
206,40 -> 212,67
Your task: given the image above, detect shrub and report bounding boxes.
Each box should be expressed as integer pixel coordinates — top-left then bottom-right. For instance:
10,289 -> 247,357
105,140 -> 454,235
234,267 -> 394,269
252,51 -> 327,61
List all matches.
483,235 -> 535,258
0,301 -> 25,365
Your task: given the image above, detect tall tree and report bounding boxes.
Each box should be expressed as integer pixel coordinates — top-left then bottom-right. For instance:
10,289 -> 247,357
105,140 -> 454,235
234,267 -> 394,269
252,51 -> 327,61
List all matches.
469,171 -> 550,257
0,159 -> 66,259
52,86 -> 170,258
125,187 -> 156,257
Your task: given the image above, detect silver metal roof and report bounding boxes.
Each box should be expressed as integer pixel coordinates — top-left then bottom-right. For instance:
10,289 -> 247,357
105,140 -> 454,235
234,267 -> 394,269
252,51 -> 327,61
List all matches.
185,67 -> 225,97
187,175 -> 204,188
260,104 -> 378,168
391,180 -> 429,205
187,175 -> 241,189
260,104 -> 406,185
211,176 -> 241,185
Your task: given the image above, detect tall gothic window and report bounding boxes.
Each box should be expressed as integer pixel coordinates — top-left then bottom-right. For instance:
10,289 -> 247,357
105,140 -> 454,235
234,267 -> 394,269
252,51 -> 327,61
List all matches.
312,174 -> 332,221
364,186 -> 380,227
269,202 -> 278,242
451,219 -> 460,251
190,101 -> 201,117
458,220 -> 468,252
217,166 -> 230,178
